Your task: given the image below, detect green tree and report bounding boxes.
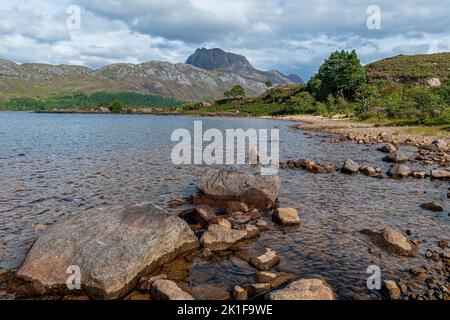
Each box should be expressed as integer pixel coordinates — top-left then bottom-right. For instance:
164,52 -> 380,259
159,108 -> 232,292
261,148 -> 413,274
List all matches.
309,50 -> 366,100
265,81 -> 273,89
224,85 -> 246,99
109,101 -> 124,113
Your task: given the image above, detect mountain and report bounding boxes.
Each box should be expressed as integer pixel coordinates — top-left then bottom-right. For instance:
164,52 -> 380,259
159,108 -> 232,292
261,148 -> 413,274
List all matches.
365,52 -> 450,84
0,59 -> 271,102
186,48 -> 303,85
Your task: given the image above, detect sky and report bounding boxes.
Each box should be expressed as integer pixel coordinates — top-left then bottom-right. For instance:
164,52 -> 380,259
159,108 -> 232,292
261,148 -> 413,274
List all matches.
0,0 -> 449,80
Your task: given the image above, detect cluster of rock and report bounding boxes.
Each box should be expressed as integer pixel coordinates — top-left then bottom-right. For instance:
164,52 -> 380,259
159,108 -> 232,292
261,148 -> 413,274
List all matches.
4,169 -> 336,301
381,247 -> 450,301
279,159 -> 335,174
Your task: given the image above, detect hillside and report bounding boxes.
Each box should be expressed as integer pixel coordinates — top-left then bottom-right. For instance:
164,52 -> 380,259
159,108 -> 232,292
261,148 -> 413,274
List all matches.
0,57 -> 275,103
186,48 -> 303,85
366,52 -> 450,84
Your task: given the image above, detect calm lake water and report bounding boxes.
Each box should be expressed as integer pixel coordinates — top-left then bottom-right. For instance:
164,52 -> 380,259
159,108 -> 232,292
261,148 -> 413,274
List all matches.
0,111 -> 448,299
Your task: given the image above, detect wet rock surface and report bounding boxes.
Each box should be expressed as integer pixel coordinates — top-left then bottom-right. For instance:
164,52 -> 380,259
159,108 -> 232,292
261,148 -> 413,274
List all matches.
195,170 -> 281,209
265,278 -> 335,300
9,203 -> 199,299
361,227 -> 418,257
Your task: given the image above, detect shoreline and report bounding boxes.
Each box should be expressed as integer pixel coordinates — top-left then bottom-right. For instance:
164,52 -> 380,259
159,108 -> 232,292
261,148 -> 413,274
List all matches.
3,109 -> 449,146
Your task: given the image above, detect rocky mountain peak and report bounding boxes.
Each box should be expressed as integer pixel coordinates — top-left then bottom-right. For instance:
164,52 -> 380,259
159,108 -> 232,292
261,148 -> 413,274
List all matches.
186,48 -> 303,85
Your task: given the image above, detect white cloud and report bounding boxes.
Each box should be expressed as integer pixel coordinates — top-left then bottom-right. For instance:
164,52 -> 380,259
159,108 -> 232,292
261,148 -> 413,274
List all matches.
0,0 -> 449,79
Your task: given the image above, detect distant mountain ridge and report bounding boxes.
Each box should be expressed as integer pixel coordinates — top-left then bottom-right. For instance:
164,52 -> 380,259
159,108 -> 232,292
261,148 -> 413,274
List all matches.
186,48 -> 303,85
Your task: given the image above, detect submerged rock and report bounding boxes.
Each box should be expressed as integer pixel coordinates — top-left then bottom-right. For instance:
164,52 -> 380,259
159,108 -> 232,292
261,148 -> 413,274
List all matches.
150,279 -> 194,300
200,224 -> 247,251
361,227 -> 418,257
342,159 -> 360,174
233,286 -> 248,300
431,170 -> 450,179
254,271 -> 294,289
196,170 -> 281,209
9,203 -> 199,299
420,202 -> 444,212
265,278 -> 335,300
272,208 -> 300,226
383,153 -> 410,163
387,165 -> 411,178
382,280 -> 401,300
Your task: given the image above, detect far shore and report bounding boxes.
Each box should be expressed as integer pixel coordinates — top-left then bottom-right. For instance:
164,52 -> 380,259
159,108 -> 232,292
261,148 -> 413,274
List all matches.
4,108 -> 449,146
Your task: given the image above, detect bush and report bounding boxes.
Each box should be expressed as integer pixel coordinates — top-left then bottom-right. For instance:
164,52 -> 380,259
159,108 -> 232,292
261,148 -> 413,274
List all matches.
109,101 -> 124,113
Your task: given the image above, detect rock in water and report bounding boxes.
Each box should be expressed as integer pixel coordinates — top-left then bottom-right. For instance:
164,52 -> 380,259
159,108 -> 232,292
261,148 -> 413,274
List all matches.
150,279 -> 194,300
272,208 -> 301,226
383,153 -> 410,163
341,159 -> 359,174
9,203 -> 199,299
382,280 -> 401,300
379,144 -> 397,153
265,278 -> 335,300
387,165 -> 411,178
420,202 -> 443,212
233,286 -> 248,300
431,170 -> 450,179
361,227 -> 418,257
249,248 -> 280,271
200,224 -> 247,251
196,170 -> 281,209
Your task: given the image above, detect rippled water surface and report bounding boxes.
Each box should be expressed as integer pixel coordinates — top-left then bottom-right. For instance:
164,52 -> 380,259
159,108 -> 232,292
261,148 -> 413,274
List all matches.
0,111 -> 448,299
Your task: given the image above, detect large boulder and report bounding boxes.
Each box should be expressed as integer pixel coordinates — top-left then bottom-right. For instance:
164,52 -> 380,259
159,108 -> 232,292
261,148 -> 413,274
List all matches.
200,224 -> 247,251
361,227 -> 418,257
195,170 -> 281,209
265,278 -> 335,300
9,203 -> 199,299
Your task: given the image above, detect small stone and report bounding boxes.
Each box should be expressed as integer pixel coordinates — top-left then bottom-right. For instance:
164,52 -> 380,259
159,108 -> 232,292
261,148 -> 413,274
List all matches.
245,224 -> 260,239
248,209 -> 261,220
397,281 -> 408,294
195,205 -> 217,224
150,279 -> 194,300
243,283 -> 271,298
438,240 -> 449,249
410,171 -> 426,179
212,217 -> 232,229
199,248 -> 214,259
137,274 -> 168,291
265,278 -> 335,300
255,219 -> 270,231
379,144 -> 397,153
383,153 -> 410,163
249,248 -> 280,271
226,201 -> 249,214
382,280 -> 401,300
0,269 -> 13,285
125,291 -> 152,300
229,214 -> 251,225
233,286 -> 248,300
200,224 -> 247,251
431,170 -> 450,179
360,165 -> 377,176
191,284 -> 230,300
420,202 -> 443,212
273,208 -> 300,226
342,159 -> 360,174
254,271 -> 295,288
387,165 -> 411,178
